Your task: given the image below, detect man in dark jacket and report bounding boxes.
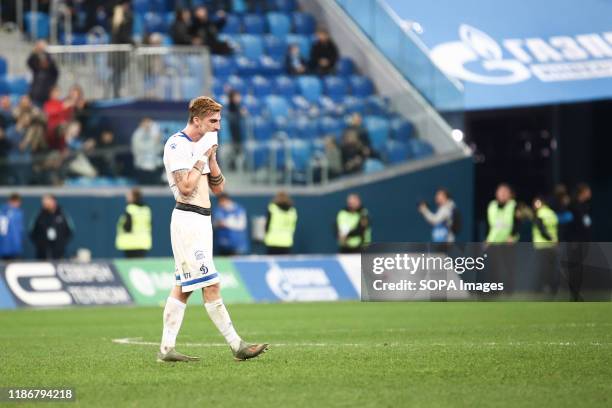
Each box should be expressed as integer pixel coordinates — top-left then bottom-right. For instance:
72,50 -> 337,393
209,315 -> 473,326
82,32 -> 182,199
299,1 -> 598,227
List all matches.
30,194 -> 74,260
566,183 -> 592,301
190,6 -> 232,55
309,29 -> 339,75
27,40 -> 59,106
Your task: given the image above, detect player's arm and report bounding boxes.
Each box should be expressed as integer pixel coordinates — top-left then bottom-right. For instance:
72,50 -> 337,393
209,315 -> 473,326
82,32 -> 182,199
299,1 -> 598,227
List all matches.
207,148 -> 225,195
173,158 -> 208,196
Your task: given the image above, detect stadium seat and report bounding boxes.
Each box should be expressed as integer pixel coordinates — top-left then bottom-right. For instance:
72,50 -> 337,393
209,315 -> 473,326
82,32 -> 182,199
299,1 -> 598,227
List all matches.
24,12 -> 50,39
235,56 -> 261,76
364,115 -> 390,152
144,12 -> 165,33
266,13 -> 292,37
391,117 -> 415,142
61,33 -> 88,45
264,35 -> 288,59
286,34 -> 311,58
323,76 -> 349,103
342,96 -> 366,115
294,115 -> 318,140
363,158 -> 385,173
7,77 -> 29,95
251,75 -> 273,97
242,94 -> 264,115
212,79 -> 226,100
290,95 -> 313,113
337,57 -> 355,76
258,55 -> 284,76
384,140 -> 412,164
242,14 -> 266,34
226,75 -> 248,94
274,75 -> 298,97
265,95 -> 291,118
181,77 -> 203,99
292,12 -> 316,35
408,139 -> 435,158
297,75 -> 322,104
350,75 -> 375,97
0,57 -> 7,76
218,33 -> 240,51
319,116 -> 343,139
239,34 -> 264,59
0,79 -> 10,95
272,0 -> 297,13
222,14 -> 242,34
164,11 -> 175,28
289,139 -> 312,172
232,0 -> 248,14
251,116 -> 276,141
245,140 -> 269,169
365,95 -> 389,115
212,55 -> 236,77
132,0 -> 149,14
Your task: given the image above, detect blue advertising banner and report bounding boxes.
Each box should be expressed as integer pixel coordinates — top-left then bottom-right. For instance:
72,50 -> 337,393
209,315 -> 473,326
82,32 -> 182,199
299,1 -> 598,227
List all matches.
233,257 -> 358,302
1,262 -> 133,307
0,266 -> 17,309
385,0 -> 612,109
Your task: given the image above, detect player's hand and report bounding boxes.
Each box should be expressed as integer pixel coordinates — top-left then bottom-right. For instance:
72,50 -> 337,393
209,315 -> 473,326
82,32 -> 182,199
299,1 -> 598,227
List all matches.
205,145 -> 218,161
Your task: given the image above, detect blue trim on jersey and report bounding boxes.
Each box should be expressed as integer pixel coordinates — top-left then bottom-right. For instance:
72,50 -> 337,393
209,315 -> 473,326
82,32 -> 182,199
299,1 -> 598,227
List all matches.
181,273 -> 219,286
178,132 -> 193,142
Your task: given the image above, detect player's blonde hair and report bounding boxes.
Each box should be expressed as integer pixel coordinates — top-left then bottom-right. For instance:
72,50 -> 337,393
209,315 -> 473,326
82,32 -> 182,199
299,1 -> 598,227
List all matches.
188,96 -> 223,123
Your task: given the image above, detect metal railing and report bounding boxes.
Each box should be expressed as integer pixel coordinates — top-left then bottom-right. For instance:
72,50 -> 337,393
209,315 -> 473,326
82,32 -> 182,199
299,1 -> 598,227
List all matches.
46,44 -> 212,101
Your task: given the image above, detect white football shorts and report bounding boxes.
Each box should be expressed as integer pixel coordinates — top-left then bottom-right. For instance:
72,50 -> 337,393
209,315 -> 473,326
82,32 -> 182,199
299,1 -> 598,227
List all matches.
170,207 -> 220,292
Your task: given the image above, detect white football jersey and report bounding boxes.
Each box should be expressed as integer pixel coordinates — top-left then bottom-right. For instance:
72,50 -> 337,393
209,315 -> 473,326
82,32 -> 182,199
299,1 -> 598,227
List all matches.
163,131 -> 210,200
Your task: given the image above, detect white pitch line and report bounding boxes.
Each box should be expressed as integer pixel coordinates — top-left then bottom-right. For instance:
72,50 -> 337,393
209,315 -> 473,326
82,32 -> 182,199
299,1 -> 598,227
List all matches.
111,338 -> 610,348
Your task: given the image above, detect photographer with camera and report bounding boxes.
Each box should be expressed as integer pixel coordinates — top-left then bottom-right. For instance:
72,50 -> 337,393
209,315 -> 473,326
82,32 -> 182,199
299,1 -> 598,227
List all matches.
418,188 -> 459,243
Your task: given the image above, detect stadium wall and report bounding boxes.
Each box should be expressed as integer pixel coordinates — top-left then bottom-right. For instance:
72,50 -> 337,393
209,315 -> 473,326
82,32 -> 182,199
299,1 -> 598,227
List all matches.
3,156 -> 474,258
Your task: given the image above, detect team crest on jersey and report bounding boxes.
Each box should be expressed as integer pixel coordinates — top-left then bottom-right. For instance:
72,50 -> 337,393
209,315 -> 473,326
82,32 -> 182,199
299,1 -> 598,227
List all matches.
194,250 -> 205,260
170,143 -> 177,149
200,264 -> 209,275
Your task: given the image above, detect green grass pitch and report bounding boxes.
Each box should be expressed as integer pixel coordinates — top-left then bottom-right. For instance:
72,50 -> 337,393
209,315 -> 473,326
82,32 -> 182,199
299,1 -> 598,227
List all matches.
1,302 -> 611,407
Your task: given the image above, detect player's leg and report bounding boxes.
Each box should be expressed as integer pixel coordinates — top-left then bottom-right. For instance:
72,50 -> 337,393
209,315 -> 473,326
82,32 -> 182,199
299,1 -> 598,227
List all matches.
158,286 -> 199,362
202,283 -> 269,361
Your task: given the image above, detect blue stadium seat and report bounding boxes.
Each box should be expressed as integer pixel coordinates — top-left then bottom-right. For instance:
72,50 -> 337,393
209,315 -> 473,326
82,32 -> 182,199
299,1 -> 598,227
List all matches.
364,115 -> 390,152
242,94 -> 264,115
391,117 -> 415,142
274,75 -> 297,97
232,0 -> 248,14
0,57 -> 7,76
263,35 -> 288,59
323,76 -> 349,103
272,0 -> 297,13
144,12 -> 165,33
319,116 -> 343,139
222,14 -> 242,34
251,116 -> 276,141
258,55 -> 284,76
132,0 -> 149,14
164,11 -> 175,28
265,95 -> 291,118
290,95 -> 313,113
350,75 -> 374,97
239,34 -> 264,59
363,158 -> 385,173
286,34 -> 311,58
365,95 -> 389,115
218,33 -> 240,50
181,77 -> 203,99
212,55 -> 236,76
292,12 -> 316,35
7,77 -> 29,95
24,12 -> 50,39
408,139 -> 435,158
337,57 -> 355,76
212,79 -> 226,100
342,96 -> 366,115
245,140 -> 269,169
289,139 -> 312,172
235,56 -> 261,76
132,13 -> 144,38
60,33 -> 87,45
294,115 -> 318,140
226,75 -> 248,94
251,75 -> 273,97
0,79 -> 10,95
266,13 -> 292,37
242,14 -> 266,34
384,140 -> 411,164
297,75 -> 322,104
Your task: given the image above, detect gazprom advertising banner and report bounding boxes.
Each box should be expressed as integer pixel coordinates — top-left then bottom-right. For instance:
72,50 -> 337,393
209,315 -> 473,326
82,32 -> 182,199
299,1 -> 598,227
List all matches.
385,0 -> 612,109
114,258 -> 253,305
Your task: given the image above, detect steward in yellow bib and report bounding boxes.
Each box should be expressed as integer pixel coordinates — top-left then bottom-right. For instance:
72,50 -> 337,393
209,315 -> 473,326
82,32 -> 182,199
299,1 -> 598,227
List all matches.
336,193 -> 371,253
115,188 -> 152,258
531,196 -> 560,294
264,191 -> 297,255
486,183 -> 520,244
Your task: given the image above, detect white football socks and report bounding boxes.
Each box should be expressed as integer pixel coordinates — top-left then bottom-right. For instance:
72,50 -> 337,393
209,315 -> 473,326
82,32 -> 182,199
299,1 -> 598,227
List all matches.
205,298 -> 242,352
160,297 -> 186,354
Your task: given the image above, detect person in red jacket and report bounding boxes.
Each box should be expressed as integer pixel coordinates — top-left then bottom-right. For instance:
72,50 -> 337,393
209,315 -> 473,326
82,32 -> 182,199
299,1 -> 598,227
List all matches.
43,86 -> 73,150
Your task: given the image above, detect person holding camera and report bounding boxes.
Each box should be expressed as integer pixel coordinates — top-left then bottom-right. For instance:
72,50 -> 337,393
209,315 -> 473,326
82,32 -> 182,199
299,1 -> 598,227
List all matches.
418,188 -> 458,243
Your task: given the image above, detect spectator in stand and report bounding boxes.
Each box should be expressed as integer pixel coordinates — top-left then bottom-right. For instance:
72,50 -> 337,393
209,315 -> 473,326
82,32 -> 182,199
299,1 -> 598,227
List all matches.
64,121 -> 97,178
30,194 -> 74,260
0,95 -> 15,129
90,130 -> 118,177
285,44 -> 307,76
309,29 -> 339,75
131,117 -> 162,185
213,193 -> 249,256
0,128 -> 10,184
0,193 -> 25,260
170,8 -> 193,45
190,6 -> 233,55
66,84 -> 89,131
344,113 -> 377,159
44,86 -> 73,150
340,129 -> 366,174
110,1 -> 133,98
227,89 -> 246,170
324,136 -> 343,179
27,40 -> 59,106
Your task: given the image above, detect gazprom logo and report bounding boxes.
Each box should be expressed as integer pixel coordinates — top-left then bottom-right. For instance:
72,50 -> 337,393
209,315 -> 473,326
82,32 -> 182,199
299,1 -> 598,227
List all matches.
430,24 -> 612,85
